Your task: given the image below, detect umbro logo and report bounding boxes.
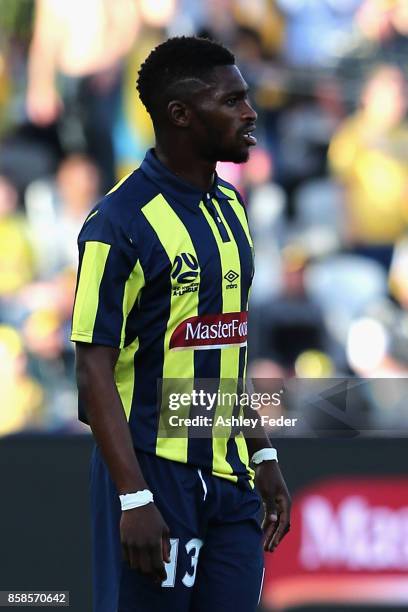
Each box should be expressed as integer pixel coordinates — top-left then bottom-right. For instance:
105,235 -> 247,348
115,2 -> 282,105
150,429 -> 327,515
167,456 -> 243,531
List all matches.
224,269 -> 239,289
172,252 -> 200,296
224,270 -> 239,283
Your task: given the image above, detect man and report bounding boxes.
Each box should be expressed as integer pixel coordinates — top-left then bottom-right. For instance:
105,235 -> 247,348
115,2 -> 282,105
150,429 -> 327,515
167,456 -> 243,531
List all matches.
71,36 -> 291,612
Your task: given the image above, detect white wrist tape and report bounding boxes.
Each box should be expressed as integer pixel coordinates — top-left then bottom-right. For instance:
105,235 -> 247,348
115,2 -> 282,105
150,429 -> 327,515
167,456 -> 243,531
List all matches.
119,490 -> 154,511
251,448 -> 278,465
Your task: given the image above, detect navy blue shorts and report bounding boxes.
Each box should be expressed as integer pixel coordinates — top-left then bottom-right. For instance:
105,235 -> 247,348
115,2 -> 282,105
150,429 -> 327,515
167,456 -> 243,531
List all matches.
90,446 -> 264,612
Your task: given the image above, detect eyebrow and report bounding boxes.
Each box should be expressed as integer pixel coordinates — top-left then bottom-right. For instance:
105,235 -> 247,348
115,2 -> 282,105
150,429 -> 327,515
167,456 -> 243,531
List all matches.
221,86 -> 250,99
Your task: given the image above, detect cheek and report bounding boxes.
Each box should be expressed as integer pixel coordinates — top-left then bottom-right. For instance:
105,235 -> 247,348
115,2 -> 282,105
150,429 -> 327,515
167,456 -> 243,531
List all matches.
195,112 -> 238,151
196,118 -> 223,142
216,120 -> 238,145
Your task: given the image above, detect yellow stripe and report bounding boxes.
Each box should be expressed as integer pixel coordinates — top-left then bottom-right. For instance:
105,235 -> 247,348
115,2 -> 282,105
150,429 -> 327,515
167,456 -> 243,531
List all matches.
213,200 -> 252,479
113,260 -> 145,421
235,290 -> 253,484
215,190 -> 255,482
107,172 -> 133,195
200,200 -> 243,482
120,260 -> 145,348
142,195 -> 199,463
84,209 -> 99,224
219,186 -> 253,247
115,337 -> 139,420
71,242 -> 110,342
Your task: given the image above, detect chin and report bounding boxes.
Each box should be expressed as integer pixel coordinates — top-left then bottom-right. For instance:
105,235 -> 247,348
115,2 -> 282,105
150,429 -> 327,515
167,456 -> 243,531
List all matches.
217,148 -> 251,164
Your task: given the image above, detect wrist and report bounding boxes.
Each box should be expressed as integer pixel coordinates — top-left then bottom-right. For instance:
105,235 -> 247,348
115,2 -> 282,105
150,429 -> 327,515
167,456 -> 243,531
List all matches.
119,489 -> 154,511
116,471 -> 149,496
251,448 -> 278,465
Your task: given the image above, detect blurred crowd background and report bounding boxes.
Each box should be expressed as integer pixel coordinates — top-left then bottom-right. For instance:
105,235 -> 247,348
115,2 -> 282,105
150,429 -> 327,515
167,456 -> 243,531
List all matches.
1,0 -> 408,437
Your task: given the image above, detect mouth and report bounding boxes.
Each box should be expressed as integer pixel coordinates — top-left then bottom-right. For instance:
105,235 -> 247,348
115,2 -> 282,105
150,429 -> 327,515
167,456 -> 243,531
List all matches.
241,125 -> 257,146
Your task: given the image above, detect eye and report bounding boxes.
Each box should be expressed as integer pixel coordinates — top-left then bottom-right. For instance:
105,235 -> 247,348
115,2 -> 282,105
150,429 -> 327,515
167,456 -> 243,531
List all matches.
225,97 -> 238,107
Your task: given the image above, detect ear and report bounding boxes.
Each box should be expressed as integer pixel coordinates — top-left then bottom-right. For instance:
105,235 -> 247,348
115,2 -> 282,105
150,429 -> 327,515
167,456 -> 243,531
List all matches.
167,100 -> 191,128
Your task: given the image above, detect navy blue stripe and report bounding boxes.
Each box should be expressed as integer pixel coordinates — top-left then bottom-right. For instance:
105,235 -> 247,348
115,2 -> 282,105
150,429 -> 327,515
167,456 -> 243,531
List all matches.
75,244 -> 88,424
167,198 -> 223,471
92,246 -> 133,346
130,217 -> 172,454
219,200 -> 253,479
220,199 -> 253,312
73,241 -> 85,301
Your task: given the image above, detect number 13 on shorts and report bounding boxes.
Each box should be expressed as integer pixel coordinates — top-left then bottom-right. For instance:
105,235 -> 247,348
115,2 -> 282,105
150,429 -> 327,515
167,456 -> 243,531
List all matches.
162,538 -> 204,588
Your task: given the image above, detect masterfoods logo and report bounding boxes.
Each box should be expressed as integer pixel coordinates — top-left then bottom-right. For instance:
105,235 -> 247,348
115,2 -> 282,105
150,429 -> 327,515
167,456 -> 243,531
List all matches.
170,312 -> 248,350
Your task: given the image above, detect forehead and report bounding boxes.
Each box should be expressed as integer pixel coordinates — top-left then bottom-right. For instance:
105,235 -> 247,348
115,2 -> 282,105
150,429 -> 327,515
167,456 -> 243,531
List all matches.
201,65 -> 248,99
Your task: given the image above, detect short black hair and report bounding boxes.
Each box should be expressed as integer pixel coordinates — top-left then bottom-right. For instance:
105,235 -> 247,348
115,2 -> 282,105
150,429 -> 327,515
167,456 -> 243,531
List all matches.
137,36 -> 235,121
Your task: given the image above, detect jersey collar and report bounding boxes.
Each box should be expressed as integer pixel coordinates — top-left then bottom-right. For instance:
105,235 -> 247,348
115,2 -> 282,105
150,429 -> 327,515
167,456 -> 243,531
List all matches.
140,148 -> 230,213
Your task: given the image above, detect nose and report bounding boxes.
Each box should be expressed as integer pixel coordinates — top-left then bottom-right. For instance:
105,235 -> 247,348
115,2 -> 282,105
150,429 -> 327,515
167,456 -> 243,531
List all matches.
242,99 -> 257,122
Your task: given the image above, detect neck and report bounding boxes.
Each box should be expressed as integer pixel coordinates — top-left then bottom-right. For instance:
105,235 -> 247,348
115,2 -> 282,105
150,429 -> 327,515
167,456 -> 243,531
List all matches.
154,139 -> 216,192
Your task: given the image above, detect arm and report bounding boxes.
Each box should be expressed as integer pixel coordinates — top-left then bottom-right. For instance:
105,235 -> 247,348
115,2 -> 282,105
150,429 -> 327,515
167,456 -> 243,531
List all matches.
243,402 -> 291,553
76,342 -> 170,582
26,0 -> 63,125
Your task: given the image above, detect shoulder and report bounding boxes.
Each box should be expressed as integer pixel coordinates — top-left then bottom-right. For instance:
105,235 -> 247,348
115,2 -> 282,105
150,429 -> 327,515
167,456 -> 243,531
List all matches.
105,168 -> 160,216
78,169 -> 159,246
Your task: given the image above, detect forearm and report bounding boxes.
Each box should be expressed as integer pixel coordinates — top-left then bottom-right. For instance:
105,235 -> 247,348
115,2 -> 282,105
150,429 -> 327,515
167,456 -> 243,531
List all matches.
28,0 -> 59,91
76,345 -> 148,494
243,378 -> 274,458
28,40 -> 58,90
243,404 -> 274,458
242,386 -> 290,551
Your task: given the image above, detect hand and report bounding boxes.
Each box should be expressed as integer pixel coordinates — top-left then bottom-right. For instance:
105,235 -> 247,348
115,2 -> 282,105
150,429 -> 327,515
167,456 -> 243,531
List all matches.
26,83 -> 63,126
255,460 -> 291,553
120,503 -> 171,584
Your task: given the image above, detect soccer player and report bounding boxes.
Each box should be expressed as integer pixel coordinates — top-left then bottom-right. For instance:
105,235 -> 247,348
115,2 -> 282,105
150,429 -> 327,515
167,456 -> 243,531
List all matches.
71,36 -> 291,612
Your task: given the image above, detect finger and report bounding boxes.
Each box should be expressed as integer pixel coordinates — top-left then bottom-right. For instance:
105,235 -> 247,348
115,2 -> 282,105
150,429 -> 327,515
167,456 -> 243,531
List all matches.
266,493 -> 291,551
162,531 -> 171,563
268,522 -> 290,552
267,514 -> 291,552
275,493 -> 292,518
151,540 -> 167,584
262,511 -> 277,532
262,513 -> 279,551
138,548 -> 155,579
128,545 -> 141,571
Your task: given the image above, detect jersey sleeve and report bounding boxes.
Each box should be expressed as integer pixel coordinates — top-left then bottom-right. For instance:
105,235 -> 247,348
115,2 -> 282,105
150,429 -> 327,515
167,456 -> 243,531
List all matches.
70,207 -> 144,348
